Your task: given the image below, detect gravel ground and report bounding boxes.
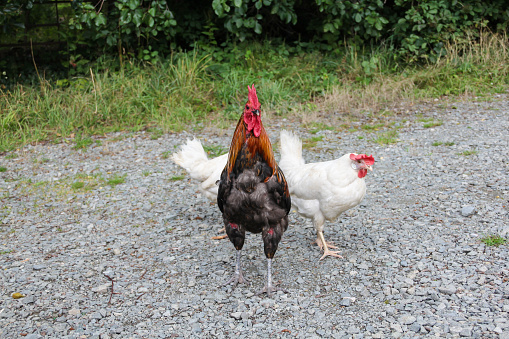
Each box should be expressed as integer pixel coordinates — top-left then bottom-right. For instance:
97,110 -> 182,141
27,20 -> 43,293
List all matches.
1,94 -> 508,338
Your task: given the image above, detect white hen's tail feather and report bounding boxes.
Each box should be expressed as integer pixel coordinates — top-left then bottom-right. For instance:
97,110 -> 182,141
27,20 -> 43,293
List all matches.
172,139 -> 211,181
172,139 -> 228,201
279,130 -> 305,168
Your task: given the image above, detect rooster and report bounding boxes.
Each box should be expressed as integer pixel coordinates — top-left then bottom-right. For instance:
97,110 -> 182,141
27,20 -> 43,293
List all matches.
279,130 -> 374,260
217,85 -> 291,296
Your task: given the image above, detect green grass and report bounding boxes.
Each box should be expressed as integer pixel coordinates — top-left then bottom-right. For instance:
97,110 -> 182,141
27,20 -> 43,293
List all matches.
372,130 -> 399,145
459,150 -> 478,156
142,170 -> 151,177
0,250 -> 13,254
481,235 -> 507,247
304,122 -> 335,134
0,166 -> 6,172
170,175 -> 185,181
361,123 -> 385,131
432,141 -> 443,146
71,181 -> 85,189
73,134 -> 94,150
203,144 -> 227,157
107,174 -> 126,187
161,151 -> 171,159
1,32 -> 508,152
302,136 -> 324,149
423,120 -> 443,128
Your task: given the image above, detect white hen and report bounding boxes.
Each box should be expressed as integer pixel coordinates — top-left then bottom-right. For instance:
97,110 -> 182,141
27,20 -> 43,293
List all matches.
279,130 -> 374,260
171,139 -> 228,201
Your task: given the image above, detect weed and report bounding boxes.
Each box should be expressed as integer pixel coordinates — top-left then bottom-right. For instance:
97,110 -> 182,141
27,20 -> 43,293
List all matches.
203,145 -> 227,157
459,150 -> 478,156
161,151 -> 171,159
302,136 -> 324,149
361,123 -> 385,131
432,141 -> 443,146
305,122 -> 335,134
0,250 -> 12,254
0,166 -> 6,172
71,181 -> 85,189
444,142 -> 455,146
358,136 -> 364,139
107,174 -> 126,187
73,134 -> 93,150
481,235 -> 507,247
423,121 -> 443,128
5,153 -> 17,159
170,175 -> 185,181
372,130 -> 399,145
142,170 -> 151,177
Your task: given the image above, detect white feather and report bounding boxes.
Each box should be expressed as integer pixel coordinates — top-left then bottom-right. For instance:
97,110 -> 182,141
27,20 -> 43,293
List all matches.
172,139 -> 227,201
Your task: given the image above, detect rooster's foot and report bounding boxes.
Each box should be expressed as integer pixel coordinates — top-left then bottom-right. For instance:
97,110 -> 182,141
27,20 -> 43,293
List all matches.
255,283 -> 287,297
222,271 -> 248,288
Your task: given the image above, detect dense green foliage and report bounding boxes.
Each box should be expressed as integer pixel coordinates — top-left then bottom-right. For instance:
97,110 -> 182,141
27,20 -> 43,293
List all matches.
1,0 -> 508,67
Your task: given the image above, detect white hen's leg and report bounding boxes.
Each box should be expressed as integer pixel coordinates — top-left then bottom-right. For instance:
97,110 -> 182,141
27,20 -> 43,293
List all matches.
313,215 -> 342,260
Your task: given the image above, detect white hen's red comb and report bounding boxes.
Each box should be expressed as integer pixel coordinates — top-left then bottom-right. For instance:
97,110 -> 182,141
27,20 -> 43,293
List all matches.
350,154 -> 375,166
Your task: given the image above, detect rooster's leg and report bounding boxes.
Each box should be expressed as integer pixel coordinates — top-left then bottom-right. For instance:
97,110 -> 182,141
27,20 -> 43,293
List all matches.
317,231 -> 343,260
256,258 -> 287,297
222,250 -> 248,287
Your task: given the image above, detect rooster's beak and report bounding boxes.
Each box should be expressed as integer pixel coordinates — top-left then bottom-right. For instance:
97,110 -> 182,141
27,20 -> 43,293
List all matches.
367,165 -> 373,171
252,109 -> 260,116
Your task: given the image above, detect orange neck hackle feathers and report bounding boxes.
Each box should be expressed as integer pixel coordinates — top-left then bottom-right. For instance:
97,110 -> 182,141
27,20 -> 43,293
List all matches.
226,85 -> 277,178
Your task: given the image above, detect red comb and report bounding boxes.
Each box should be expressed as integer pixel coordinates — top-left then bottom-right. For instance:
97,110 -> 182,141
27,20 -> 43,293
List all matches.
247,84 -> 260,110
350,154 -> 375,166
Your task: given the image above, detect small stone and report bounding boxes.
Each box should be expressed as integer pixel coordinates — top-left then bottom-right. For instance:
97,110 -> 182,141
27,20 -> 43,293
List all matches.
90,311 -> 103,320
112,248 -> 121,255
92,284 -> 110,293
24,335 -> 42,339
33,265 -> 46,270
439,285 -> 457,295
399,315 -> 416,325
461,205 -> 476,217
340,298 -> 351,307
230,312 -> 242,320
347,326 -> 360,334
460,327 -> 473,337
68,308 -> 81,316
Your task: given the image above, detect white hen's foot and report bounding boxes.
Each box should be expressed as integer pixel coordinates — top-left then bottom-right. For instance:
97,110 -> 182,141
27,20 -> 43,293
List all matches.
317,232 -> 343,260
319,247 -> 343,260
315,237 -> 339,250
